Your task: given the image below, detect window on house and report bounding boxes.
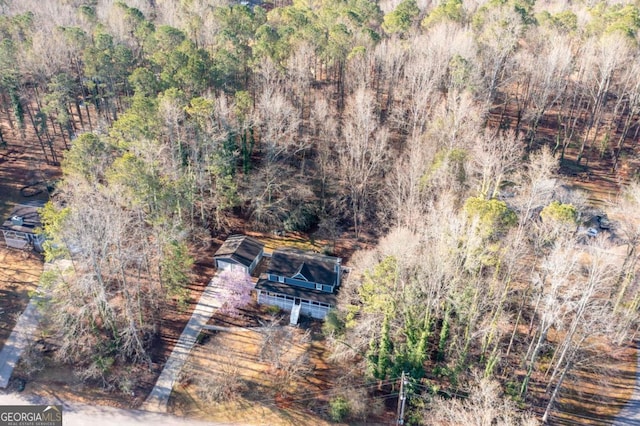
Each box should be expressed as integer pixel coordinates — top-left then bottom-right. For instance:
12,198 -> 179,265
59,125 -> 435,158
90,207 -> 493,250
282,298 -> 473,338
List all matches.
278,275 -> 284,283
315,283 -> 322,290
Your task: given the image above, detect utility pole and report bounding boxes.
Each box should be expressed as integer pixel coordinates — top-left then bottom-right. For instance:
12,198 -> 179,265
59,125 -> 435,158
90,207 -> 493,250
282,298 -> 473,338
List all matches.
396,371 -> 408,425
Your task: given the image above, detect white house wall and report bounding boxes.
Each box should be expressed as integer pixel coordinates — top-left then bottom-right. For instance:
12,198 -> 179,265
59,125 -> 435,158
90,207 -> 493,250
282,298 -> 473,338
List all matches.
257,291 -> 330,320
216,259 -> 248,274
2,230 -> 29,249
299,300 -> 329,320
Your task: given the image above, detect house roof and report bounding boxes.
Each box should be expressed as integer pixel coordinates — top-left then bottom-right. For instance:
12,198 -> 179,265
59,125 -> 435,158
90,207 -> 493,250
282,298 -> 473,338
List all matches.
1,200 -> 45,234
214,234 -> 264,267
255,278 -> 337,306
267,248 -> 340,286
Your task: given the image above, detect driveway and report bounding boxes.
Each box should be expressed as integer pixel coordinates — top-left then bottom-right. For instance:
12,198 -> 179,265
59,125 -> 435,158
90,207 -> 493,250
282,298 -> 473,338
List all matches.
615,342 -> 640,425
0,259 -> 72,388
142,277 -> 225,412
0,392 -> 228,426
0,294 -> 41,388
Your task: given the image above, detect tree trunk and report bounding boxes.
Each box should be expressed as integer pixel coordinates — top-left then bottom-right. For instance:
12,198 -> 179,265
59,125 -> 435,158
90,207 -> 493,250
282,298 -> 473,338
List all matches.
24,103 -> 50,164
75,99 -> 85,131
542,360 -> 572,424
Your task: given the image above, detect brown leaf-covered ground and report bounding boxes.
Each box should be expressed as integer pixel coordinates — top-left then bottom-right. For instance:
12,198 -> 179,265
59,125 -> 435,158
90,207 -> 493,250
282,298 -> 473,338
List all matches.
0,101 -> 638,424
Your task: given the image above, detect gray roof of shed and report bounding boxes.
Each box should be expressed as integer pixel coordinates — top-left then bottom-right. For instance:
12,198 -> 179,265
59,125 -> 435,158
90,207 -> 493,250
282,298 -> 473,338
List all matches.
214,235 -> 264,268
267,248 -> 340,286
1,200 -> 45,234
255,278 -> 337,305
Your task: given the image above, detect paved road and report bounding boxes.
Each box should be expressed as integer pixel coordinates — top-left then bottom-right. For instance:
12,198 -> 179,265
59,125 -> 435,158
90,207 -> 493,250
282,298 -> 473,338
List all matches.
0,392 -> 227,426
0,296 -> 41,388
615,343 -> 640,425
141,279 -> 224,413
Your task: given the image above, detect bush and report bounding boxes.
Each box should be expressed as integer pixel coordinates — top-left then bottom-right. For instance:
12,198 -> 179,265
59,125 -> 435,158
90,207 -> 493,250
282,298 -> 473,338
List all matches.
329,396 -> 350,422
283,203 -> 319,233
540,200 -> 578,225
265,304 -> 281,315
322,310 -> 345,337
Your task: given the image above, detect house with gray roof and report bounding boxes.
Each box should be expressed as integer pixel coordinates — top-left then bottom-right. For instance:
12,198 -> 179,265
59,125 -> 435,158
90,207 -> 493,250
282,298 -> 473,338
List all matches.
214,234 -> 264,275
1,200 -> 46,252
255,247 -> 342,324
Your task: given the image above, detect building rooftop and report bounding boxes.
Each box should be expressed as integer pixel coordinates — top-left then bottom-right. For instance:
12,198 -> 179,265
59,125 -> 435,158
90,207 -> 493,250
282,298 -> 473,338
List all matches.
214,234 -> 264,268
1,200 -> 45,234
255,278 -> 337,305
267,248 -> 341,287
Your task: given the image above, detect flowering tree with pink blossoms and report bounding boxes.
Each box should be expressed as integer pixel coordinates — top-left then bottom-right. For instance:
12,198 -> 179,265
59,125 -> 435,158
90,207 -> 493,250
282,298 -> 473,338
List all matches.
212,270 -> 254,316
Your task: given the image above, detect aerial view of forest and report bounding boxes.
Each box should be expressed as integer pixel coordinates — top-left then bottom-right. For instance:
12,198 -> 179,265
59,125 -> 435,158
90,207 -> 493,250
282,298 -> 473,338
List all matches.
1,0 -> 640,424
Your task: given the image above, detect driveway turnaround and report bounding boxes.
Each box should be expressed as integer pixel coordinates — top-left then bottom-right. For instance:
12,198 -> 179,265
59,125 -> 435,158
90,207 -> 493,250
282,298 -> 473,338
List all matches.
142,278 -> 224,412
615,342 -> 640,425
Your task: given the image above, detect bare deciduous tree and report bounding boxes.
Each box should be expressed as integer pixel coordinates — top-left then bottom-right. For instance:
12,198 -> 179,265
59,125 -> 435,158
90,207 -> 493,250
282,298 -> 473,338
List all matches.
337,87 -> 388,237
425,373 -> 538,426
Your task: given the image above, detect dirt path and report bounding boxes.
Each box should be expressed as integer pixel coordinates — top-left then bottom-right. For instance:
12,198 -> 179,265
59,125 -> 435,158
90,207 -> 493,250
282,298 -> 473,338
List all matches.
0,391 -> 228,426
142,276 -> 224,413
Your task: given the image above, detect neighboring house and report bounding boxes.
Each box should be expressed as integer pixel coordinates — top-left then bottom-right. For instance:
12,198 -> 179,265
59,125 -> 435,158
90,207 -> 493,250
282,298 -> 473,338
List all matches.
1,200 -> 46,252
255,248 -> 342,324
214,234 -> 264,275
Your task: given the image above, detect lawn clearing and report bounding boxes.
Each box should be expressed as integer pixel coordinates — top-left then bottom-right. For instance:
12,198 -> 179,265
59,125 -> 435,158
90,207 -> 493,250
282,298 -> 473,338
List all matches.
169,322 -> 338,425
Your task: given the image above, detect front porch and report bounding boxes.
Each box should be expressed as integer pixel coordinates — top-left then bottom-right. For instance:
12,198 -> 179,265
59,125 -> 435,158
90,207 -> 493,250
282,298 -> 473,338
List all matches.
1,230 -> 44,251
256,289 -> 332,322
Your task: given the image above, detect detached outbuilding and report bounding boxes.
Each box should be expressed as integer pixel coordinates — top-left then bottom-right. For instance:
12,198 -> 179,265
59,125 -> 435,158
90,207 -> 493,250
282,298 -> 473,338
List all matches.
1,200 -> 46,252
214,234 -> 264,275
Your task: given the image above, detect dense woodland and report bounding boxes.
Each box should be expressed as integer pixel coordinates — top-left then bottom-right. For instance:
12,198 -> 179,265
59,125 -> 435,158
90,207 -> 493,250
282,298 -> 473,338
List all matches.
3,0 -> 640,423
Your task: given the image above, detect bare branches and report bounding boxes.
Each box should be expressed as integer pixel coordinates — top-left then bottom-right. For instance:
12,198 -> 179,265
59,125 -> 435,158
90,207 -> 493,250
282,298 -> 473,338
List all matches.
337,87 -> 388,237
425,373 -> 538,426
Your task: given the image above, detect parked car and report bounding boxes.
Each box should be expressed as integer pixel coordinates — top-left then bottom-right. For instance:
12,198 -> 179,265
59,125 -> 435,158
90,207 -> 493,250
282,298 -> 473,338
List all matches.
586,228 -> 599,238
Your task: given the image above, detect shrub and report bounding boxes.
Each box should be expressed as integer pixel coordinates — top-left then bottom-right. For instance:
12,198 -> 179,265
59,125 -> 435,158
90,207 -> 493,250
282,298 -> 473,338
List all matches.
329,396 -> 350,422
284,203 -> 319,233
322,310 -> 345,337
265,304 -> 281,315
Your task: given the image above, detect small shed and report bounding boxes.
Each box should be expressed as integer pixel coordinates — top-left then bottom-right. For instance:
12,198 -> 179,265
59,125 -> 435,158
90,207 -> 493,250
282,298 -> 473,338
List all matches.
214,235 -> 264,275
1,201 -> 46,252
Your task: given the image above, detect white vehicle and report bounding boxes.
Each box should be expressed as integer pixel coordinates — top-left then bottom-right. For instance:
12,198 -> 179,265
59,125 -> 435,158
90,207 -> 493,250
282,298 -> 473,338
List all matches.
586,228 -> 599,237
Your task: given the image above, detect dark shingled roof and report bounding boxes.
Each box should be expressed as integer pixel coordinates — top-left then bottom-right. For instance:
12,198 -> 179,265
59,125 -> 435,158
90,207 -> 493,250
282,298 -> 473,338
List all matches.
214,235 -> 264,268
1,201 -> 45,234
255,278 -> 337,305
267,248 -> 340,287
